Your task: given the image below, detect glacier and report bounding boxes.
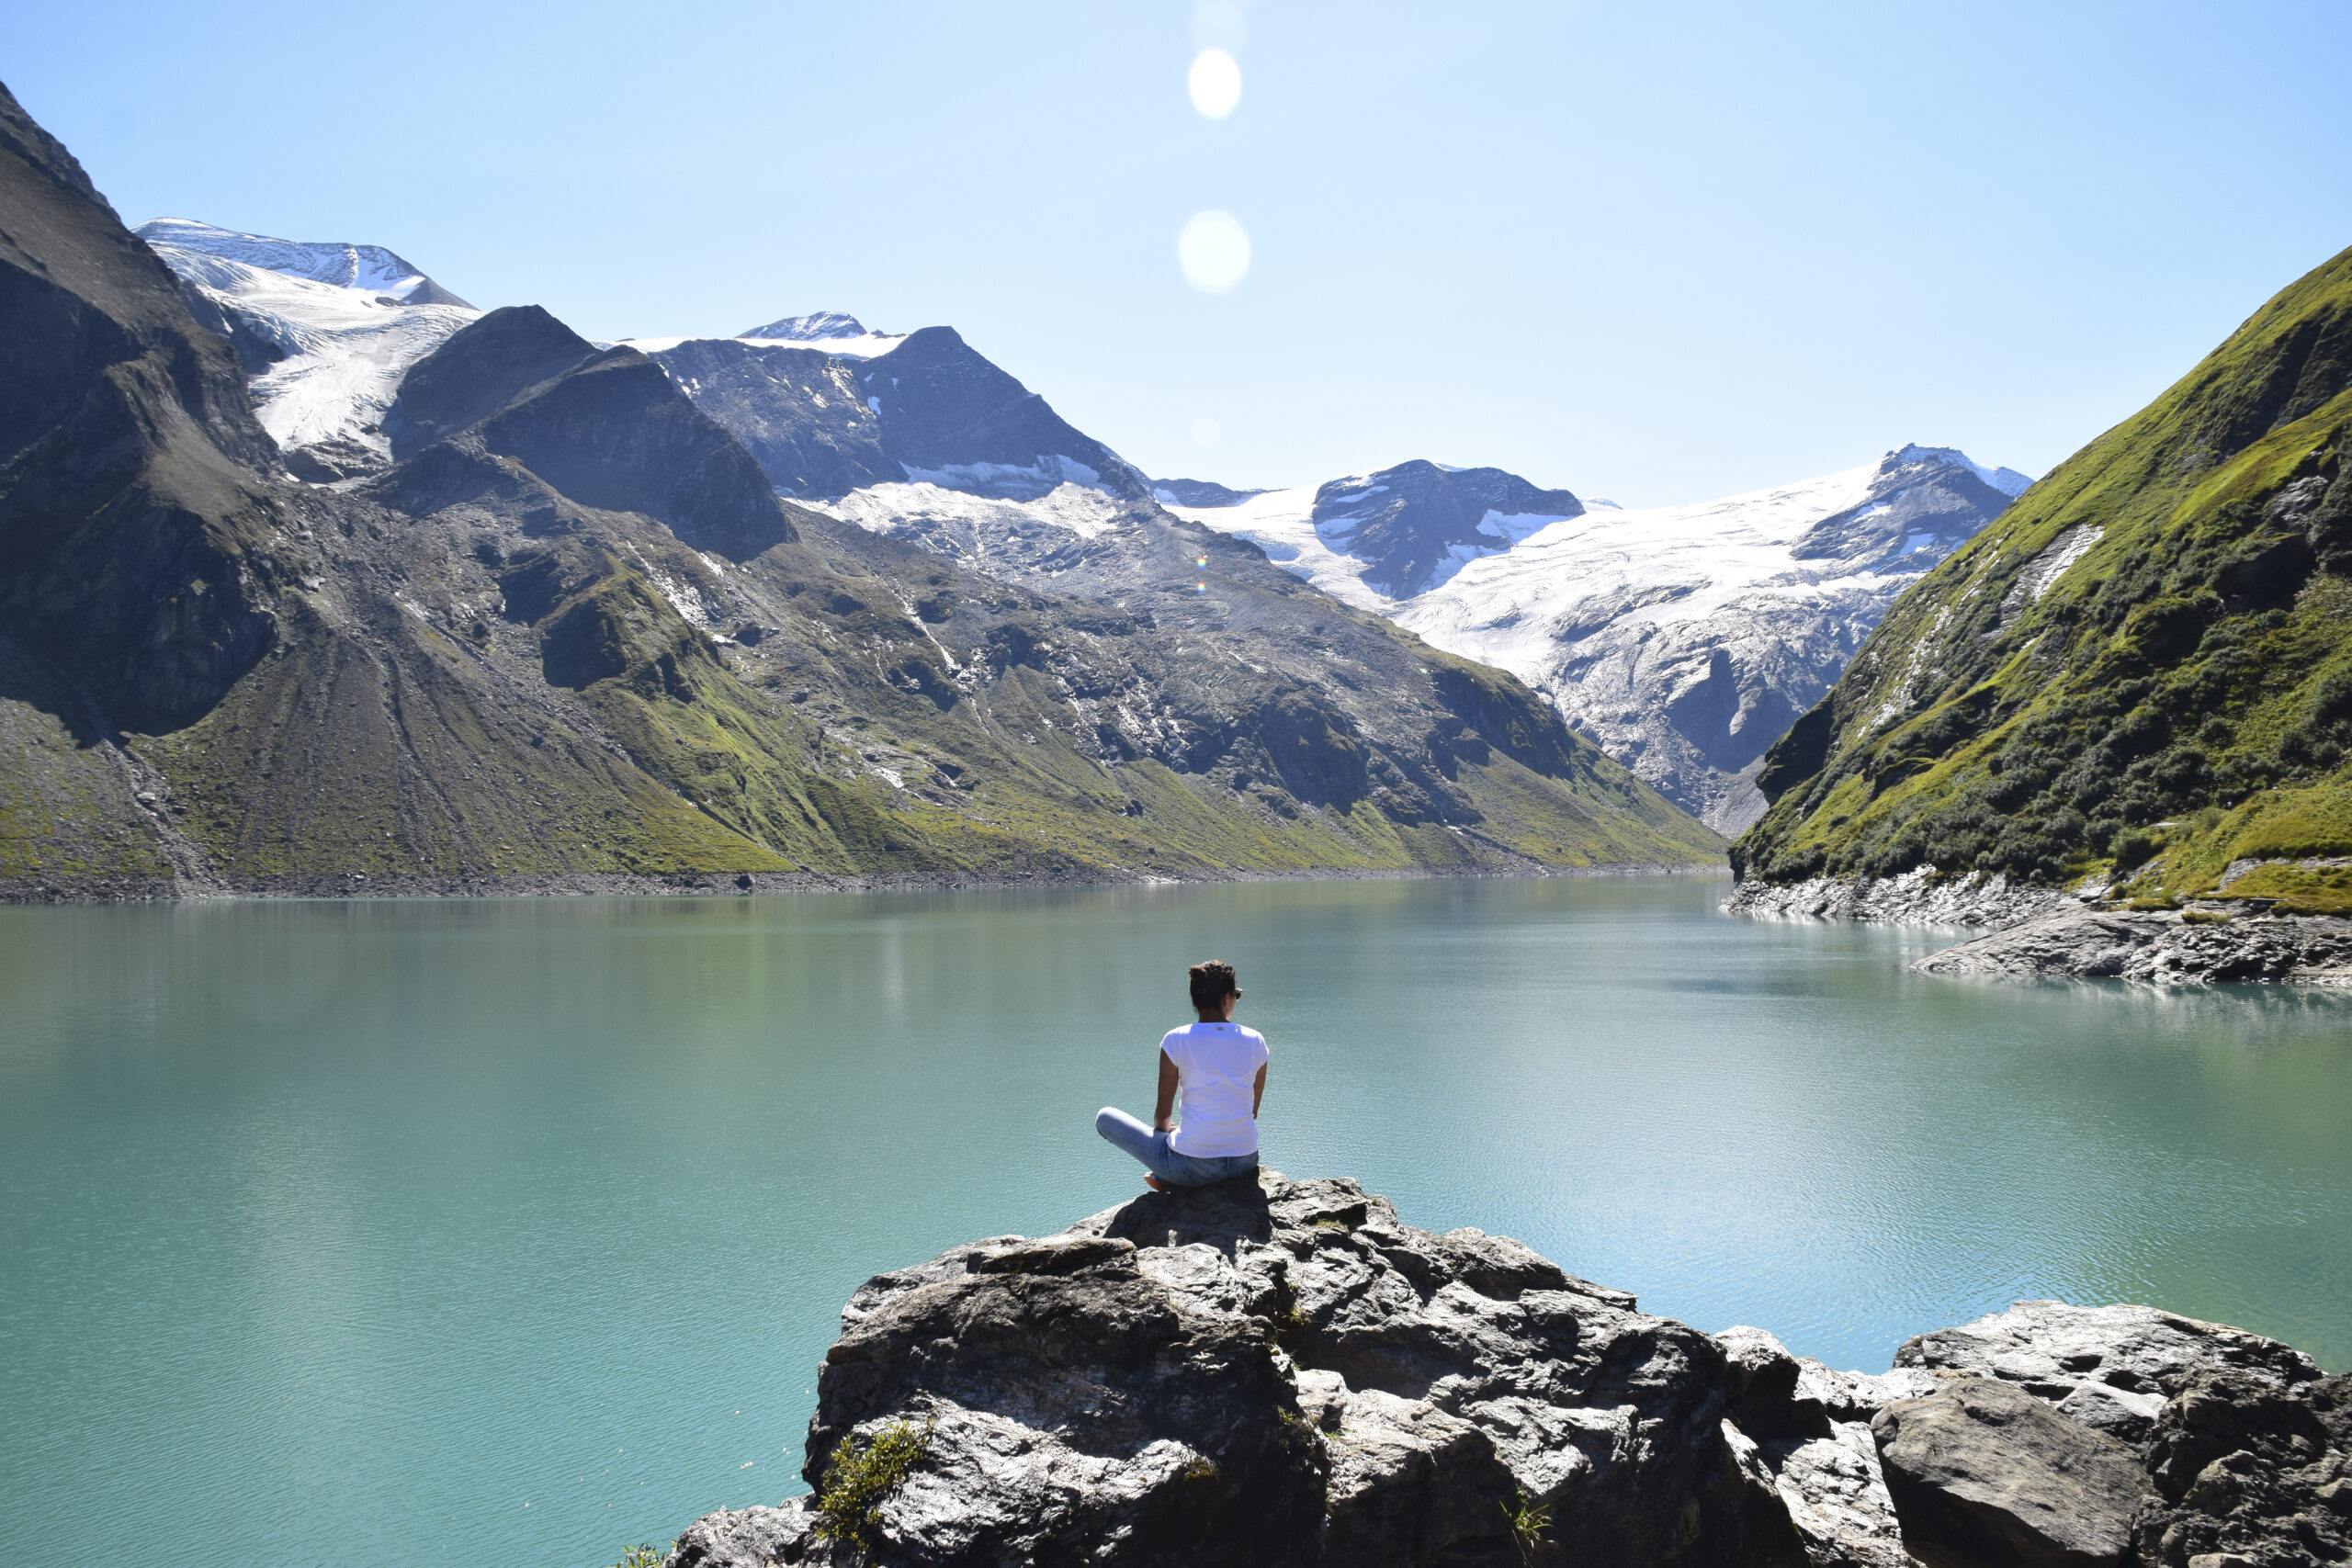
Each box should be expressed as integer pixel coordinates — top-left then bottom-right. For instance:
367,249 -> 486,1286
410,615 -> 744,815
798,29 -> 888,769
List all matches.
1180,448 -> 2025,831
137,219 -> 480,479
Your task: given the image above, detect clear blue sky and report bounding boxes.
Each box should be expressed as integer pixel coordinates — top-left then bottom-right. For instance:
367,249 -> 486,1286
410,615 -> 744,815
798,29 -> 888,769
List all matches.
8,1 -> 2349,503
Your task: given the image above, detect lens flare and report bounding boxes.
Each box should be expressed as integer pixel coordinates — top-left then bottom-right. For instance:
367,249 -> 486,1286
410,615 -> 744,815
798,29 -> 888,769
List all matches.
1178,210 -> 1250,294
1190,416 -> 1220,448
1195,556 -> 1210,569
1188,48 -> 1242,119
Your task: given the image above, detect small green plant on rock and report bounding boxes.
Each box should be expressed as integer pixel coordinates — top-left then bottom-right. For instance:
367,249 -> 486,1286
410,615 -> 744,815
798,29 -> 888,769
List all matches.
604,1546 -> 664,1568
813,1415 -> 935,1551
1500,1488 -> 1552,1562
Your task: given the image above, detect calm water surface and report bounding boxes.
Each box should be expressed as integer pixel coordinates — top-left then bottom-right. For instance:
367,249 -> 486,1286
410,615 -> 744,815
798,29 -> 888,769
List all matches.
3,876 -> 2347,1565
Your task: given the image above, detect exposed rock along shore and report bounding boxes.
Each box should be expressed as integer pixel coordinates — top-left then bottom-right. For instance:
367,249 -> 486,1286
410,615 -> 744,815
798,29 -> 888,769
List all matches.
1725,869 -> 2352,985
0,861 -> 1728,907
1722,866 -> 2074,928
661,1172 -> 2346,1568
1914,905 -> 2352,986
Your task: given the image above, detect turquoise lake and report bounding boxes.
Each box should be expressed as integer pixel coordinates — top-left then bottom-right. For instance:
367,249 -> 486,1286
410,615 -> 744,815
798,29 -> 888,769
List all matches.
3,875 -> 2347,1565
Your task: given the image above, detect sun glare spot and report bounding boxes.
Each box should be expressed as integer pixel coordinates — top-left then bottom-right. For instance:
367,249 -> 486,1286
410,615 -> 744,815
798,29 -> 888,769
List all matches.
1188,48 -> 1242,119
1178,211 -> 1250,294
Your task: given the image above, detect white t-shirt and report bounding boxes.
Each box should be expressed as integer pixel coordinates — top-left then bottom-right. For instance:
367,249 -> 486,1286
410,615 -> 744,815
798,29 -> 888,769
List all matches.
1160,1021 -> 1269,1157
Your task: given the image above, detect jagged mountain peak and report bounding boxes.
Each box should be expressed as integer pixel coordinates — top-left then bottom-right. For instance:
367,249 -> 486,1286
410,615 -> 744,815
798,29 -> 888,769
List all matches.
136,217 -> 472,309
1884,442 -> 2033,498
1306,458 -> 1585,598
1789,444 -> 2028,568
738,310 -> 868,342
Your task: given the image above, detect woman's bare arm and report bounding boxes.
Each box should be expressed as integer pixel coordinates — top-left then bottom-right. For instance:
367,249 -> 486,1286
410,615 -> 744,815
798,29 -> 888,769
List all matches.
1253,1061 -> 1267,1117
1154,1051 -> 1181,1131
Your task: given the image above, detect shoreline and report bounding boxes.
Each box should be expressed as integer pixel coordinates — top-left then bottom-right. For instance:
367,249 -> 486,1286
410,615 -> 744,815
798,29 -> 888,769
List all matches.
0,859 -> 1730,907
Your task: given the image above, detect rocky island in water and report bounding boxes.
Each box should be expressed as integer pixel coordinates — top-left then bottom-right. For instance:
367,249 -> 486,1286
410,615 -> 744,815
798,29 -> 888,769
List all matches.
645,1172 -> 2346,1567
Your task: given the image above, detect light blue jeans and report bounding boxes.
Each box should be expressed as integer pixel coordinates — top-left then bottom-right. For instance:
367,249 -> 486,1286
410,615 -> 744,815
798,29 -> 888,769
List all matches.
1095,1107 -> 1260,1187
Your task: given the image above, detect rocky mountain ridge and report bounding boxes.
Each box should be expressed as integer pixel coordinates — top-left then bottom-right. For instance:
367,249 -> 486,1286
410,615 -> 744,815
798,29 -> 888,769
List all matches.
654,1172 -> 2347,1568
129,209 -> 2030,843
0,84 -> 1721,899
1728,242 -> 2352,967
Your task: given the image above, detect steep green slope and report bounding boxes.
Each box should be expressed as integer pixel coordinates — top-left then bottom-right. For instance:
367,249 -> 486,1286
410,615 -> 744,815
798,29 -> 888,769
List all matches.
0,85 -> 1718,895
1735,245 -> 2352,913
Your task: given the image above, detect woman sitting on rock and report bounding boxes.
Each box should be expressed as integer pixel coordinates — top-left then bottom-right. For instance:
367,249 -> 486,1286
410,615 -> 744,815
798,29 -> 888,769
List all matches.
1095,960 -> 1267,1190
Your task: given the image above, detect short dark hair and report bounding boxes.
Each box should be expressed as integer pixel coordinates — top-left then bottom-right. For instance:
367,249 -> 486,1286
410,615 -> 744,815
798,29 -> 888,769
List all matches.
1188,960 -> 1238,1013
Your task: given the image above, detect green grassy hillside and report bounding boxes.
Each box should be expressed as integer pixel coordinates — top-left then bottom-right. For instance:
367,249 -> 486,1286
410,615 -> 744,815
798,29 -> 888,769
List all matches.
1735,244 -> 2352,914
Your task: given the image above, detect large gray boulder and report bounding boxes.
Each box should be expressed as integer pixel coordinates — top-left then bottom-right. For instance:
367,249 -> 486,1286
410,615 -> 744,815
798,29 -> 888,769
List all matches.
1871,1378 -> 2152,1568
667,1171 -> 1804,1567
1894,1301 -> 2321,1448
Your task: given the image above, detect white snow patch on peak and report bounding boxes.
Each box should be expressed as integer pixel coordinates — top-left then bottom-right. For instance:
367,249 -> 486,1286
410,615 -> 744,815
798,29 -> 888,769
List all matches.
817,481 -> 1131,543
899,455 -> 1105,497
616,330 -> 908,360
1163,487 -> 1390,610
138,217 -> 465,306
1885,444 -> 2033,498
139,228 -> 481,466
738,311 -> 867,341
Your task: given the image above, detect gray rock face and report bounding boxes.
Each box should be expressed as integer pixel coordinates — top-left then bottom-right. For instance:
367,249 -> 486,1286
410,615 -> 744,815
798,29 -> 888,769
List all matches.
1149,477 -> 1268,508
1894,1302 -> 2322,1450
1713,1326 -> 1938,1568
672,1172 -> 1806,1567
1871,1378 -> 2151,1568
2133,1370 -> 2352,1567
1724,866 -> 2073,928
1908,908 -> 2352,985
1310,460 -> 1583,598
649,326 -> 1154,502
741,312 -> 868,342
656,1186 -> 2352,1568
0,83 -> 288,733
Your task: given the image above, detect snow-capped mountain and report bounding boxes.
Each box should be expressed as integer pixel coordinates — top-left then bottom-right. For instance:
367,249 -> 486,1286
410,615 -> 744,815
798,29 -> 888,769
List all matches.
627,322 -> 1155,504
126,209 -> 2022,836
1160,460 -> 1585,605
139,217 -> 473,306
137,219 -> 480,479
737,310 -> 869,341
1393,446 -> 2029,830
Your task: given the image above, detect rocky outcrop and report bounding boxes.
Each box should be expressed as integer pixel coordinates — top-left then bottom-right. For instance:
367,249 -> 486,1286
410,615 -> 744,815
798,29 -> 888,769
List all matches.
2133,1369 -> 2352,1566
673,1172 -> 1805,1566
1712,1326 -> 1941,1567
1908,908 -> 2352,984
1724,867 -> 2074,928
1871,1378 -> 2152,1568
1894,1302 -> 2324,1448
660,1183 -> 2348,1568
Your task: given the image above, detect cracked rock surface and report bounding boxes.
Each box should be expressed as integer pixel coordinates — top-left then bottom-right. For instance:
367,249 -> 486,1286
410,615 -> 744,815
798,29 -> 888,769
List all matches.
1909,909 -> 2352,984
673,1171 -> 1804,1566
662,1182 -> 2343,1568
